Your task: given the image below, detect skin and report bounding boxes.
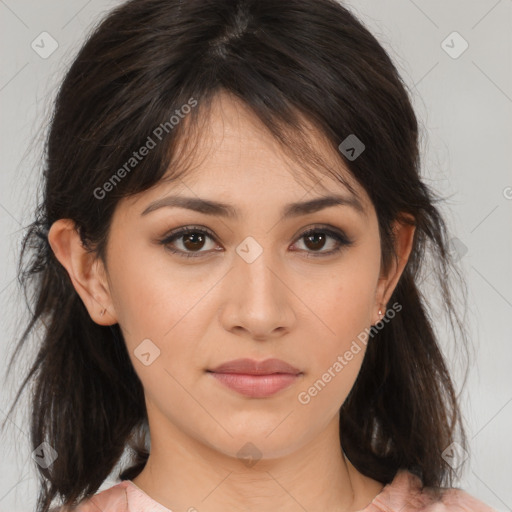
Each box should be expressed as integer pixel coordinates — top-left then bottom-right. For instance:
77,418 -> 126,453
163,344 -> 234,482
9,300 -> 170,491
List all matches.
49,91 -> 415,512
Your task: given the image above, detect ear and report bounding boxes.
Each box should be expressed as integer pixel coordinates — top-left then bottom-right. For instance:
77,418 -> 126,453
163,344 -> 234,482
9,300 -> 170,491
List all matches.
374,215 -> 416,323
47,219 -> 117,325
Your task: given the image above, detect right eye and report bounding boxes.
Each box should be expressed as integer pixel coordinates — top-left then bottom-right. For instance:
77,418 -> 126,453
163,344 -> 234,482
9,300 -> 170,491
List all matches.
158,226 -> 221,258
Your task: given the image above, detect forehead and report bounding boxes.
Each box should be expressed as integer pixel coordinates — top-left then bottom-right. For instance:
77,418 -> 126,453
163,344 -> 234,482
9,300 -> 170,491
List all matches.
126,90 -> 373,217
182,91 -> 343,180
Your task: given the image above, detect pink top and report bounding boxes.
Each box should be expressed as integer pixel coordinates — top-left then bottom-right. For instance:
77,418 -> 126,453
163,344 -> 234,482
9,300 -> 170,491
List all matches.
66,469 -> 496,511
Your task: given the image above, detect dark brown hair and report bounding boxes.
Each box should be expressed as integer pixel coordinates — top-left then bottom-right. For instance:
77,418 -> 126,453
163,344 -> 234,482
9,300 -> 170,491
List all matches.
3,0 -> 472,510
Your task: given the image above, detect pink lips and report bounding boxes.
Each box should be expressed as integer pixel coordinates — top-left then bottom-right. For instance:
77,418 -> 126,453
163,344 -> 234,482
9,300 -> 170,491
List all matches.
208,358 -> 302,398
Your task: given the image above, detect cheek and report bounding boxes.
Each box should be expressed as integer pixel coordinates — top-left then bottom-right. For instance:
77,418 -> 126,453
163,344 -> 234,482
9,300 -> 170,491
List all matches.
108,237 -> 209,339
108,243 -> 211,402
303,243 -> 381,347
294,242 -> 381,406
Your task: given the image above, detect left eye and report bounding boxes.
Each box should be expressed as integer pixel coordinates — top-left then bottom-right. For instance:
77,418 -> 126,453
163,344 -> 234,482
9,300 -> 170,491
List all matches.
292,227 -> 352,256
158,225 -> 353,259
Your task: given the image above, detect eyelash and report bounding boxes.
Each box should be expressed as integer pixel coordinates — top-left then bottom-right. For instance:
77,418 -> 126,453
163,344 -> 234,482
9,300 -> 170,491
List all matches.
158,224 -> 354,259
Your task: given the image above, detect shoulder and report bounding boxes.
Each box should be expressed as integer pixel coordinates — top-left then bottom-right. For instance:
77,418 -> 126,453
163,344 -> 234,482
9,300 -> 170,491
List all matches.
367,469 -> 497,512
432,487 -> 498,511
50,480 -> 131,512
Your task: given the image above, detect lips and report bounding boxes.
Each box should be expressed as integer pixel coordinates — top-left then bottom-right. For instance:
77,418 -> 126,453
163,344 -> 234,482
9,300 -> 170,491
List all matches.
209,358 -> 301,375
207,358 -> 302,398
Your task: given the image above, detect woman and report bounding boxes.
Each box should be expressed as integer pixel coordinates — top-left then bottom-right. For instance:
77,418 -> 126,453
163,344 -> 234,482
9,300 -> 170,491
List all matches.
3,0 -> 496,510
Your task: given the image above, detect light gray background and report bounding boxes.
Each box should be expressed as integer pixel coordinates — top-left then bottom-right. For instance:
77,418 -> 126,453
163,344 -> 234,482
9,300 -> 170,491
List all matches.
1,1 -> 511,511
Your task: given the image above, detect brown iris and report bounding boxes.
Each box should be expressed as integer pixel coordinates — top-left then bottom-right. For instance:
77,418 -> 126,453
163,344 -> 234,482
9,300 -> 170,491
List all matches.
303,232 -> 327,251
182,232 -> 207,251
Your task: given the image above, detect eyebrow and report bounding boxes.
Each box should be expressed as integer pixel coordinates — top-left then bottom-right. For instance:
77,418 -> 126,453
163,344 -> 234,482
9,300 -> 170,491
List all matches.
141,193 -> 365,219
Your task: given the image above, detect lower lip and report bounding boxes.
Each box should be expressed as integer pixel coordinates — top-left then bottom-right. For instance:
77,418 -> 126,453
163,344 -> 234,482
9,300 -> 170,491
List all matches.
209,372 -> 300,398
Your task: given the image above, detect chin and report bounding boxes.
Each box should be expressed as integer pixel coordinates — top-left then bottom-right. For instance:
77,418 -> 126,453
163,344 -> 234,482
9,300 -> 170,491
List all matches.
199,425 -> 310,465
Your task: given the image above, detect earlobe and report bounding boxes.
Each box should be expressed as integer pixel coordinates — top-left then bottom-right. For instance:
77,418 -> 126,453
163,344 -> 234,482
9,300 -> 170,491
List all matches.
374,216 -> 416,322
47,219 -> 117,325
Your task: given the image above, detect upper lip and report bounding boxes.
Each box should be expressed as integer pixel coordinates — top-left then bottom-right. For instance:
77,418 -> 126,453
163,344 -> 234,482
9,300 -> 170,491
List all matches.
209,358 -> 301,375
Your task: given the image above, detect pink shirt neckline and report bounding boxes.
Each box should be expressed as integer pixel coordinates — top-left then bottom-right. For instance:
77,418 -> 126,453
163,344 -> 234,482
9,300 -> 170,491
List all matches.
74,468 -> 496,511
122,469 -> 412,512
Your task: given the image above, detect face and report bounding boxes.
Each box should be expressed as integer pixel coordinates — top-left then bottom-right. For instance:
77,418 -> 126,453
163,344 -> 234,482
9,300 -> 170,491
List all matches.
92,92 -> 395,461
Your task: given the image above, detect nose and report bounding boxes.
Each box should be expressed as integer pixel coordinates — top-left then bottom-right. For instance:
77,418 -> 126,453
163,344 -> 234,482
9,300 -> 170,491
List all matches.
218,248 -> 296,341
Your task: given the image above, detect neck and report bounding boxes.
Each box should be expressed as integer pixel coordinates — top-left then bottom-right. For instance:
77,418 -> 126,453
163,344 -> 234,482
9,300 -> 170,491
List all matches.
131,413 -> 384,512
